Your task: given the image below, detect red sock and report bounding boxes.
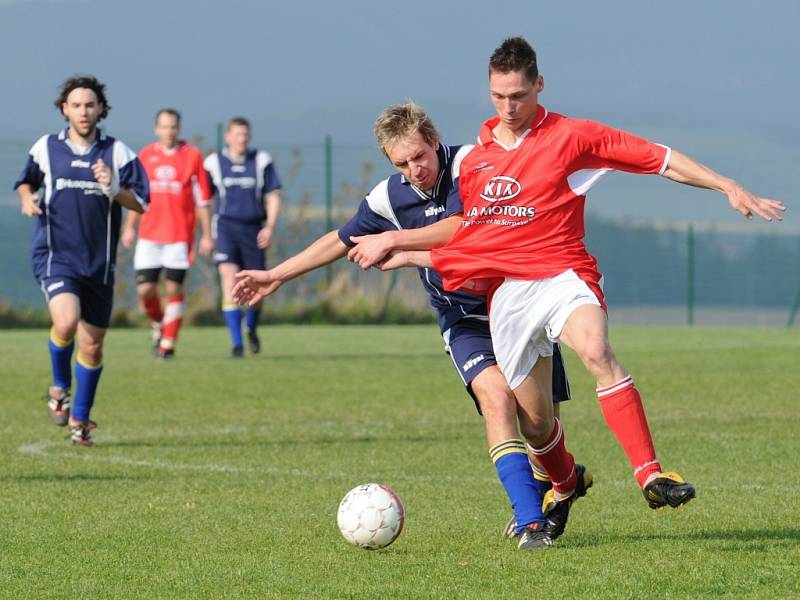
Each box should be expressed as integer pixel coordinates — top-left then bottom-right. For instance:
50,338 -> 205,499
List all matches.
597,376 -> 661,488
141,292 -> 163,324
528,418 -> 576,496
160,294 -> 184,350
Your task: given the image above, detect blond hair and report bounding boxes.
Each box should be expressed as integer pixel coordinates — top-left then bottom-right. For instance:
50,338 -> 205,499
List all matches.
374,101 -> 439,157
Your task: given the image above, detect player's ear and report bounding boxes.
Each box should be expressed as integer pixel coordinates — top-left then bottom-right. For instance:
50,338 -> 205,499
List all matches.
536,76 -> 544,93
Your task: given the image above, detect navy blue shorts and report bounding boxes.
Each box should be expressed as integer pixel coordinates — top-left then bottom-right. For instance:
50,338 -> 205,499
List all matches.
443,317 -> 570,413
213,217 -> 266,270
39,275 -> 114,329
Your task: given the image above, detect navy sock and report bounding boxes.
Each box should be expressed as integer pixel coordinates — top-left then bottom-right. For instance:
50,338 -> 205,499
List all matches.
491,440 -> 544,533
48,333 -> 74,390
73,360 -> 103,422
246,307 -> 261,332
223,306 -> 243,349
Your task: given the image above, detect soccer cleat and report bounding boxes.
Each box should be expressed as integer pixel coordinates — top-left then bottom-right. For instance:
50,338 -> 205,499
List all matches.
247,329 -> 261,354
151,322 -> 163,355
643,472 -> 695,510
541,464 -> 593,540
156,347 -> 175,360
231,346 -> 244,358
45,386 -> 71,426
502,515 -> 517,539
516,521 -> 554,550
70,421 -> 94,447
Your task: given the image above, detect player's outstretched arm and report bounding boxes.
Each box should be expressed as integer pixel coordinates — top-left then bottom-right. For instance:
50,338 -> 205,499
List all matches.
347,215 -> 461,269
377,250 -> 434,271
662,150 -> 785,222
232,230 -> 349,306
17,184 -> 42,217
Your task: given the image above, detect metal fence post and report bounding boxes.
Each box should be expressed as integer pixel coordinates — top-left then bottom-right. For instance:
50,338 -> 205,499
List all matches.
687,223 -> 695,326
325,134 -> 333,286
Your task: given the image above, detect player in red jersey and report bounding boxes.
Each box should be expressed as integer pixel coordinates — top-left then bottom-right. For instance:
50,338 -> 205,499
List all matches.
122,109 -> 213,359
384,37 -> 784,524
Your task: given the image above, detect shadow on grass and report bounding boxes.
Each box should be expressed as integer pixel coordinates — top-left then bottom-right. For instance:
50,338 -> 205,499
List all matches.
99,431 -> 475,449
565,527 -> 800,549
4,473 -> 143,482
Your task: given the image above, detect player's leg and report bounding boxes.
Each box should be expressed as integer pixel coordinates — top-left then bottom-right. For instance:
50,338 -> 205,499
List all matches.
444,320 -> 549,549
68,282 -> 113,446
44,286 -> 80,425
134,240 -> 166,352
558,300 -> 694,508
219,262 -> 244,357
240,222 -> 267,354
159,269 -> 188,358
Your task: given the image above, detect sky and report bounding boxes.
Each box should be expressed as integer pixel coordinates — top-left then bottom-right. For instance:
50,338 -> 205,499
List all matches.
0,0 -> 798,226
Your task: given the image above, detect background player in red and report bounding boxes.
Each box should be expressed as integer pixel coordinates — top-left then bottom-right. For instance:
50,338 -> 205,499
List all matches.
385,37 -> 784,520
122,109 -> 213,359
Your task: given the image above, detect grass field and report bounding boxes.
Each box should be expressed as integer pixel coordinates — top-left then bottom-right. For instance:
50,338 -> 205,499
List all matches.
1,324 -> 799,599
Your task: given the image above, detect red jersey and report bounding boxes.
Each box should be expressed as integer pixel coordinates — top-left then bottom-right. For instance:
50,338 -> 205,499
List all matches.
138,141 -> 212,244
431,106 -> 670,294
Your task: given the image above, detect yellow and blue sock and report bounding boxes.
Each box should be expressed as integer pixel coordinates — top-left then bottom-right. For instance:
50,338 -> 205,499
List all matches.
490,439 -> 545,534
528,452 -> 554,497
72,355 -> 102,422
223,304 -> 243,349
245,307 -> 260,333
48,329 -> 74,390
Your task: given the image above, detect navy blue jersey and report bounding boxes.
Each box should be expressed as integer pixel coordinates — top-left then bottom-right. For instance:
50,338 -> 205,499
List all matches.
204,148 -> 281,223
338,143 -> 485,332
14,129 -> 149,284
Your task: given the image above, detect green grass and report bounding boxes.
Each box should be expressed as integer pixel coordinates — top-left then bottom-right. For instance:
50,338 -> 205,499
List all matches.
1,325 -> 799,599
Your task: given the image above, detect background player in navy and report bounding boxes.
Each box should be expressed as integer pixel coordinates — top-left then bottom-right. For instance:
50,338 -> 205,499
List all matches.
231,102 -> 585,549
14,75 -> 149,446
204,117 -> 282,357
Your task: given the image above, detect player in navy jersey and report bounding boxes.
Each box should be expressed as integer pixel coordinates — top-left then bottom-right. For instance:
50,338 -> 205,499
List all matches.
232,102 -> 589,549
14,75 -> 149,446
204,117 -> 282,357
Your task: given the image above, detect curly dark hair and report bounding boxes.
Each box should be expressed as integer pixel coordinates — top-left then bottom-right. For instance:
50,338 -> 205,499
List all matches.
489,37 -> 539,83
54,75 -> 110,121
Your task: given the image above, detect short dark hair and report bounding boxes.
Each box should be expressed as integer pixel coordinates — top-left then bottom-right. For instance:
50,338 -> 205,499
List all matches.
489,37 -> 539,83
54,75 -> 110,121
227,116 -> 251,131
156,108 -> 181,125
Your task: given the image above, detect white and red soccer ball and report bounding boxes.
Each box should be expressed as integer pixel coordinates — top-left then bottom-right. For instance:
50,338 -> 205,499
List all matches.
337,483 -> 405,550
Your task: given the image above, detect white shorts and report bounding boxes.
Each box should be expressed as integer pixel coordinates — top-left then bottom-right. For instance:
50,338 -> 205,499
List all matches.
490,269 -> 602,390
133,239 -> 191,271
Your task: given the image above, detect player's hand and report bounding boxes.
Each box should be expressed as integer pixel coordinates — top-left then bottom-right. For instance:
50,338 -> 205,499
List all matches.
256,227 -> 274,250
121,227 -> 136,249
232,269 -> 283,306
198,235 -> 214,257
727,184 -> 785,222
348,233 -> 394,270
20,192 -> 43,217
92,159 -> 118,198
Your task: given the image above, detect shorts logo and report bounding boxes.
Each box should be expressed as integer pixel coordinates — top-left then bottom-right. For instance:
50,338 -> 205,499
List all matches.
47,281 -> 65,293
480,176 -> 521,202
214,252 -> 229,261
462,354 -> 485,372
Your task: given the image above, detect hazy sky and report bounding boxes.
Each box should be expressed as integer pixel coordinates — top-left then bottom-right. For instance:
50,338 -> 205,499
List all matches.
1,0 -> 797,225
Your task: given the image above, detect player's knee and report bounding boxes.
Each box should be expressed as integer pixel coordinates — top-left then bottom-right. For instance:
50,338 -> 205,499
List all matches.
79,342 -> 103,366
519,414 -> 554,446
51,320 -> 78,342
476,386 -> 516,423
577,336 -> 613,375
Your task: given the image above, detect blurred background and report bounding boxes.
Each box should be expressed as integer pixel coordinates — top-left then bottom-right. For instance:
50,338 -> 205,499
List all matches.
1,0 -> 798,327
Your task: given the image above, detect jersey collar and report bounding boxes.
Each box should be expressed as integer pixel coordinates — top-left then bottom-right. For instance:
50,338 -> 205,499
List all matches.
477,105 -> 549,148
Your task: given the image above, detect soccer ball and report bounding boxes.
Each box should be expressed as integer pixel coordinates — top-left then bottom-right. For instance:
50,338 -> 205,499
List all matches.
336,483 -> 405,549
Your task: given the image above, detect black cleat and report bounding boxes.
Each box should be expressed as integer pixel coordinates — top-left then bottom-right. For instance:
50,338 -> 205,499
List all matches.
502,515 -> 517,539
70,421 -> 94,447
516,521 -> 553,550
45,386 -> 71,427
231,346 -> 244,358
156,348 -> 175,360
541,464 -> 593,540
643,472 -> 695,510
247,329 -> 261,354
